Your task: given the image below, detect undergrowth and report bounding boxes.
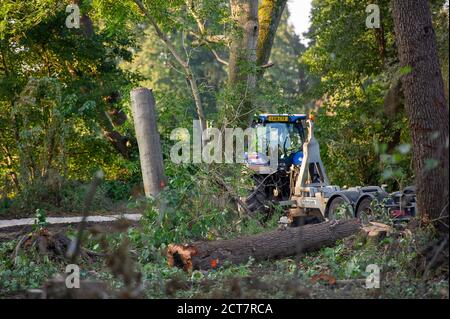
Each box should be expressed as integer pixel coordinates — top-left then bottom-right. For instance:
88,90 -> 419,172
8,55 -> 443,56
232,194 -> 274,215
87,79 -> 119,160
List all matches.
0,165 -> 447,299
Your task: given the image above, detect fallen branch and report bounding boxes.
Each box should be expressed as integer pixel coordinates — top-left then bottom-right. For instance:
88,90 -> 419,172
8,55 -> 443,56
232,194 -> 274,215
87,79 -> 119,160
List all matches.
422,235 -> 449,280
167,219 -> 361,271
212,175 -> 252,216
11,229 -> 73,265
12,234 -> 30,266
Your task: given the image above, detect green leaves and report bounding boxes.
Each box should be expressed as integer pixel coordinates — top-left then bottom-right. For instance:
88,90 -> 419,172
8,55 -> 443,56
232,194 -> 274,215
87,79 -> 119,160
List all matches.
399,65 -> 413,75
79,100 -> 97,115
33,208 -> 49,231
0,0 -> 142,199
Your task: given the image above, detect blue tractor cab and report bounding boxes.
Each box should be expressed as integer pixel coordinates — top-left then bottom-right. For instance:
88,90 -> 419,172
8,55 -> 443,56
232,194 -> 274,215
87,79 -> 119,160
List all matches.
245,114 -> 307,170
243,114 -> 309,216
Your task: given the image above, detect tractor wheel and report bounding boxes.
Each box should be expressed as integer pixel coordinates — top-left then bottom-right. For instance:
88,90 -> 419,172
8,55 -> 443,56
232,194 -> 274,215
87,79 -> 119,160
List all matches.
356,197 -> 374,223
245,175 -> 270,216
327,196 -> 354,221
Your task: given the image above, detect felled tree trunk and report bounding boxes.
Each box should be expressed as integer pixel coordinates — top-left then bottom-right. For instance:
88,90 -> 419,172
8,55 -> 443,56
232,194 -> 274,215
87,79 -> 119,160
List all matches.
167,219 -> 361,271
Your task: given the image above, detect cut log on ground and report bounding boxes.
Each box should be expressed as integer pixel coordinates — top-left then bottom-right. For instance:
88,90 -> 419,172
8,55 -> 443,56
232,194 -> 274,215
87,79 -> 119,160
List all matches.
167,219 -> 361,271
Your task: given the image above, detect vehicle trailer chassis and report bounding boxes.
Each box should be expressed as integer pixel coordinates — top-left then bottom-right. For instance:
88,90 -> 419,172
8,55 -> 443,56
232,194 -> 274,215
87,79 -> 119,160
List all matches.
285,120 -> 416,224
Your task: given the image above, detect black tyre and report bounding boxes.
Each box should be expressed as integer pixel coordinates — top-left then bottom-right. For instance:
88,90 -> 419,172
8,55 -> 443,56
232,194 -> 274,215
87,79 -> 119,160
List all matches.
327,196 -> 353,220
244,175 -> 270,216
356,197 -> 374,222
246,188 -> 268,213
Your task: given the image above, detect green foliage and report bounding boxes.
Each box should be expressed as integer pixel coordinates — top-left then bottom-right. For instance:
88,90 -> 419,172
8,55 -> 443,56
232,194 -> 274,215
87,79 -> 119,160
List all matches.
33,208 -> 49,231
298,227 -> 431,288
261,7 -> 312,111
302,0 -> 414,188
0,240 -> 59,294
0,0 -> 448,300
12,78 -> 70,185
0,0 -> 141,208
6,179 -> 117,215
129,165 -> 234,258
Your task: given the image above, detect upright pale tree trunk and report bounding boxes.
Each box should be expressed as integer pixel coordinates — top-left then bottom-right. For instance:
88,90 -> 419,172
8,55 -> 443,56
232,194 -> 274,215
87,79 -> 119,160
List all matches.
130,88 -> 166,198
228,0 -> 259,126
391,0 -> 449,230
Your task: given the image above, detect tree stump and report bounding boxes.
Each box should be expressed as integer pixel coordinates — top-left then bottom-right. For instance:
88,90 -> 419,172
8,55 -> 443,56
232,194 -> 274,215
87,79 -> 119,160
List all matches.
362,221 -> 393,244
130,87 -> 166,198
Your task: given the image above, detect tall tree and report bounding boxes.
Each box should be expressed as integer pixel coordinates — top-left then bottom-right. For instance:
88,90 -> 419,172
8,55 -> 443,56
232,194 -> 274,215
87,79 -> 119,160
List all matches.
131,0 -> 288,128
227,0 -> 259,126
391,0 -> 449,230
301,0 -> 410,188
0,0 -> 140,191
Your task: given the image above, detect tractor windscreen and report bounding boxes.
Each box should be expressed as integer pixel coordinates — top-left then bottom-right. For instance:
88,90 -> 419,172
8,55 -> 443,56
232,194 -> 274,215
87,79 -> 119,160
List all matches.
253,122 -> 305,159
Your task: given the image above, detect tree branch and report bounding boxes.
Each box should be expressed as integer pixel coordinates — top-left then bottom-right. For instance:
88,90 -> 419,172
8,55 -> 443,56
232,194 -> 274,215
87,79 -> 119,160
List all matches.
186,0 -> 230,45
133,0 -> 207,134
186,0 -> 206,34
184,0 -> 229,66
133,0 -> 189,69
191,33 -> 229,46
210,48 -> 229,66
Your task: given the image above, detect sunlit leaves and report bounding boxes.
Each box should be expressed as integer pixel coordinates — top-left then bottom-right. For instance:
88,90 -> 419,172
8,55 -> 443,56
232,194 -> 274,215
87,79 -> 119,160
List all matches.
399,65 -> 413,75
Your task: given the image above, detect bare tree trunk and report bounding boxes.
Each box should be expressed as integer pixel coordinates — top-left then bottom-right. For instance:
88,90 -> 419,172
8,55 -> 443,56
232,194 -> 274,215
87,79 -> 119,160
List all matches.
133,0 -> 286,129
391,0 -> 449,231
228,0 -> 259,126
130,88 -> 166,198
